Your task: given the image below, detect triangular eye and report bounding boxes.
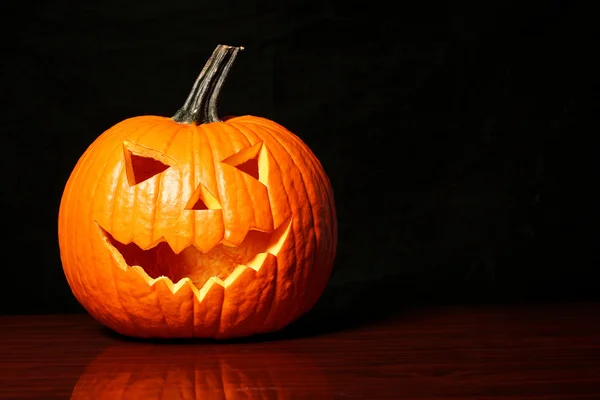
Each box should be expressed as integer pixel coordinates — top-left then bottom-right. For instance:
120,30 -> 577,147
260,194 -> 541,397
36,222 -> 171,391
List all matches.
185,183 -> 222,210
221,141 -> 263,181
123,140 -> 174,186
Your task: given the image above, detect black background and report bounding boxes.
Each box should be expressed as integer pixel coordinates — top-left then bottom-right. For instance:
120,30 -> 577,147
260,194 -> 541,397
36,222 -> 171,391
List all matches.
1,0 -> 598,320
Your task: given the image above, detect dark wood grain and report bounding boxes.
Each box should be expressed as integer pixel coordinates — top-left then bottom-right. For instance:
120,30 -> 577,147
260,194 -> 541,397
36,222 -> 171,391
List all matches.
1,303 -> 599,399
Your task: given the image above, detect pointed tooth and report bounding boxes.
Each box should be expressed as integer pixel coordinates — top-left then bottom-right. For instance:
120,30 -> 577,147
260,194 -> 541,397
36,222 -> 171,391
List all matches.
193,277 -> 225,337
130,265 -> 154,285
131,235 -> 161,252
112,265 -> 171,337
163,233 -> 192,255
138,235 -> 166,251
198,277 -> 225,300
245,253 -> 269,271
223,265 -> 250,287
172,277 -> 196,295
150,276 -> 195,337
266,217 -> 293,256
149,275 -> 175,292
222,226 -> 251,248
193,210 -> 225,253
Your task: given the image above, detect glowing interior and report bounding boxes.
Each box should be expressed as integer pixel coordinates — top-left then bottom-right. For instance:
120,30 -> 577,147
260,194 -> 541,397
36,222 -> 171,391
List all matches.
101,227 -> 283,289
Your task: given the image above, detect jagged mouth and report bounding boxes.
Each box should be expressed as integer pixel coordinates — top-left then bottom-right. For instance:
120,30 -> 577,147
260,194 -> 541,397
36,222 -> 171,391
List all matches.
96,219 -> 291,296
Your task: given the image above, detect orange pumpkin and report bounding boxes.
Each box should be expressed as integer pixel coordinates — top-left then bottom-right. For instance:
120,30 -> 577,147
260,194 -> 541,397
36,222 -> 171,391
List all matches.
58,45 -> 337,338
71,344 -> 333,399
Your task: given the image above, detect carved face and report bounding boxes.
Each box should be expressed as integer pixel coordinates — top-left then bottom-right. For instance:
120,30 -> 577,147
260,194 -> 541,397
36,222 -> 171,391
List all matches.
99,129 -> 291,291
58,116 -> 337,339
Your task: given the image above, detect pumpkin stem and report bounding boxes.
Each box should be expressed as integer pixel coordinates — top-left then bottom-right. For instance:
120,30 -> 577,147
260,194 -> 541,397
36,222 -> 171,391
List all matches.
172,44 -> 243,125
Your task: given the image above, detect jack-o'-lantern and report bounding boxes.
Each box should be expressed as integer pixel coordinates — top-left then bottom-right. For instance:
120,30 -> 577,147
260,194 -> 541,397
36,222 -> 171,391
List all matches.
58,45 -> 337,338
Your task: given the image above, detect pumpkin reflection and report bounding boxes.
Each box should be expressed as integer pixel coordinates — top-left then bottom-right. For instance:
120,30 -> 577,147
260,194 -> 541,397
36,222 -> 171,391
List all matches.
71,343 -> 333,399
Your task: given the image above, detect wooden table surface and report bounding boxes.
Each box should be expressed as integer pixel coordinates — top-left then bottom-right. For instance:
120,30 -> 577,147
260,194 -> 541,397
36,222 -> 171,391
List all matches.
1,302 -> 599,399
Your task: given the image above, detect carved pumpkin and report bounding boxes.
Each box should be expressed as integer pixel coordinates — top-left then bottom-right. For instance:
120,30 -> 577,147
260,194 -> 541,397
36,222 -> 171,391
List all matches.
58,45 -> 337,338
71,344 -> 333,399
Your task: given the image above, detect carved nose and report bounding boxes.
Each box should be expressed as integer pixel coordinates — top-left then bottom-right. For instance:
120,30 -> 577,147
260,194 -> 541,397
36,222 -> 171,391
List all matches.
185,183 -> 222,211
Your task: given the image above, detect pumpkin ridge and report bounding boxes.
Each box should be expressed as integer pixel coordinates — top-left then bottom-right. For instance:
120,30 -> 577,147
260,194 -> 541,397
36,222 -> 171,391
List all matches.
263,123 -> 336,314
241,121 -> 321,326
243,118 -> 336,232
214,123 -> 255,229
104,152 -> 135,328
267,123 -> 337,312
216,122 -> 268,232
239,119 -> 336,316
153,277 -> 171,331
107,121 -> 183,329
227,122 -> 294,328
129,120 -> 179,249
80,123 -> 133,312
108,150 -> 154,329
193,121 -> 220,202
79,122 -> 138,327
149,125 -> 183,244
202,122 -> 265,245
227,122 -> 291,231
59,130 -> 100,302
188,127 -> 196,257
